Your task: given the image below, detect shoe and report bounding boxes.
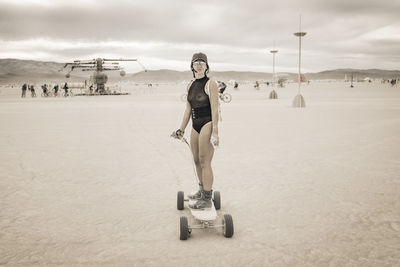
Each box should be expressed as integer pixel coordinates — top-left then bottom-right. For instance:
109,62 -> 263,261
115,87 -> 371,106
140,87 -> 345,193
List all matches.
188,183 -> 203,200
189,190 -> 212,209
188,189 -> 202,200
189,198 -> 212,209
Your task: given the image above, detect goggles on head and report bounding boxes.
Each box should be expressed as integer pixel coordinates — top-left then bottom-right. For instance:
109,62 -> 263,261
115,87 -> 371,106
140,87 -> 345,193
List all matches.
193,61 -> 207,67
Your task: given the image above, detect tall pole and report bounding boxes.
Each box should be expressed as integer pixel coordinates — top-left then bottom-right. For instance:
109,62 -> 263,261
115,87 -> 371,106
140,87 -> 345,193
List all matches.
293,14 -> 307,107
270,45 -> 278,89
294,15 -> 306,94
273,52 -> 275,81
298,19 -> 301,94
270,42 -> 278,99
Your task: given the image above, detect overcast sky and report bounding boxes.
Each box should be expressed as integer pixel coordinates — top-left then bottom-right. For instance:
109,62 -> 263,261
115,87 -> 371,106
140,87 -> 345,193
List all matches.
0,0 -> 399,73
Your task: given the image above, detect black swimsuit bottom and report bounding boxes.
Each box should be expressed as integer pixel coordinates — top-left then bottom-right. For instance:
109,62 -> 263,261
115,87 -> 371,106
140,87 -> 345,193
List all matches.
187,76 -> 212,133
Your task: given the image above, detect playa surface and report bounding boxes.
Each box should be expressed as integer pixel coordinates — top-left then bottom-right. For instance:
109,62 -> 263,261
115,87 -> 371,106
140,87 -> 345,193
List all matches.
1,81 -> 399,266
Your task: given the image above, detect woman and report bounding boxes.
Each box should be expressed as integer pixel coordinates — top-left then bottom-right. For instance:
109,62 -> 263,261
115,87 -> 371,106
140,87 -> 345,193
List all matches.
172,52 -> 219,209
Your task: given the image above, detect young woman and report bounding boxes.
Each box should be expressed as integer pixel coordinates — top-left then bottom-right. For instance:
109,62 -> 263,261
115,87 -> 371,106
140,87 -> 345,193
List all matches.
173,52 -> 219,209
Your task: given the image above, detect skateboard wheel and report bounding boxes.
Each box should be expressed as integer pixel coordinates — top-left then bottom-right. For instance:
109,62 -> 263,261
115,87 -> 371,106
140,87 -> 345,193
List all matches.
180,216 -> 189,240
177,191 -> 184,210
223,214 -> 234,238
213,191 -> 221,210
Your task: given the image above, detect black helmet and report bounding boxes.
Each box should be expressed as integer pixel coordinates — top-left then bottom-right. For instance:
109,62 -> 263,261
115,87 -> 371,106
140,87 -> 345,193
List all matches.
191,52 -> 208,64
191,52 -> 209,78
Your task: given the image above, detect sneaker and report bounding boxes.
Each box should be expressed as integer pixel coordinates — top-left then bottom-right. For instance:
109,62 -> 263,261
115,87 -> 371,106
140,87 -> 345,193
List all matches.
188,183 -> 203,200
188,189 -> 202,200
189,190 -> 212,209
189,198 -> 212,209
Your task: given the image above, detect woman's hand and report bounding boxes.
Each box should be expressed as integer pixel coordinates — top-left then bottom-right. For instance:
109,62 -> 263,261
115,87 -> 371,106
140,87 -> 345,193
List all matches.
171,129 -> 184,139
211,129 -> 219,148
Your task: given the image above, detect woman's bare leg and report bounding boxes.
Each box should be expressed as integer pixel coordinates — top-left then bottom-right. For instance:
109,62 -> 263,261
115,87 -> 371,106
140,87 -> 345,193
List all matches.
190,128 -> 202,185
198,122 -> 214,191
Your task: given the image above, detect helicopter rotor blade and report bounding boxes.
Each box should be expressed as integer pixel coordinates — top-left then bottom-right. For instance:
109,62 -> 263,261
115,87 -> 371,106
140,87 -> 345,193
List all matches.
103,59 -> 137,62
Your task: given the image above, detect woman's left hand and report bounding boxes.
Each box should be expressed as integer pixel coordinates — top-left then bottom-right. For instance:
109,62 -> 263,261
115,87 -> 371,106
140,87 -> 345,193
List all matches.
211,131 -> 219,148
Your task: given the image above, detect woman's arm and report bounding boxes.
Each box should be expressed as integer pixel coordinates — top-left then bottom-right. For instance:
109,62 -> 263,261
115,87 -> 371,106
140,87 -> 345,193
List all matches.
209,80 -> 219,140
179,100 -> 191,132
178,83 -> 192,132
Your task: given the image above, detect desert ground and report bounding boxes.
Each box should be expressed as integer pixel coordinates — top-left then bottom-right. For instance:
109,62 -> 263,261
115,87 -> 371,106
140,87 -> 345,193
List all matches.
1,80 -> 399,266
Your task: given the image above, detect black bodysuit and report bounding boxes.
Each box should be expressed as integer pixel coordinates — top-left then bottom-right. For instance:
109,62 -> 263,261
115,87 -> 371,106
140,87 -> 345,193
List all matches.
187,76 -> 212,133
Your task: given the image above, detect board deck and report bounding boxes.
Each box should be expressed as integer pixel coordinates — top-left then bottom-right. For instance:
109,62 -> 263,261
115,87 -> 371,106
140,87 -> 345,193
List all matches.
188,199 -> 217,221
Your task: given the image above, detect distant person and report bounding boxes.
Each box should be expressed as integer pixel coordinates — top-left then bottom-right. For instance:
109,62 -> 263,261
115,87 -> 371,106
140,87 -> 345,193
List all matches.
63,82 -> 69,94
254,81 -> 259,89
30,85 -> 36,97
21,83 -> 27,98
390,79 -> 396,87
41,84 -> 48,96
89,84 -> 94,94
53,84 -> 59,96
218,81 -> 227,94
234,81 -> 239,90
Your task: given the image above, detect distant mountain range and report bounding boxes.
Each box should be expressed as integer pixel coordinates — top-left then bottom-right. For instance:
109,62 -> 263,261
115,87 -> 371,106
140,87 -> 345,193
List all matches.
0,58 -> 399,84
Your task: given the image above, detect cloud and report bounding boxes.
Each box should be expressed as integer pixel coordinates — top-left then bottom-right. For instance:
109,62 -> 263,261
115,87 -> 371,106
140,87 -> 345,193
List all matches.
0,0 -> 399,71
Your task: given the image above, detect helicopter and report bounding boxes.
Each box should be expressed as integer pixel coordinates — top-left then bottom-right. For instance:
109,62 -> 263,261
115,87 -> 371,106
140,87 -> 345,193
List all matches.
63,58 -> 146,95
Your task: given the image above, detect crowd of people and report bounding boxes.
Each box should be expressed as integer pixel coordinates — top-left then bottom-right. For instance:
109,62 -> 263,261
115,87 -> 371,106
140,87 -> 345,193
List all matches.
20,82 -> 75,98
382,78 -> 399,86
20,83 -> 37,98
18,77 -> 399,99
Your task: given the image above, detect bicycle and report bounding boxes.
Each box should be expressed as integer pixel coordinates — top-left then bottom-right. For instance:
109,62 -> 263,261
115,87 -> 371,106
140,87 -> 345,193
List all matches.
219,92 -> 232,103
63,90 -> 74,97
41,91 -> 55,97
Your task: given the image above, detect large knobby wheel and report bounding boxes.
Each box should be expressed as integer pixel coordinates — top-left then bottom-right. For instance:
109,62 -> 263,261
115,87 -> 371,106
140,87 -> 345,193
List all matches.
222,93 -> 232,103
180,216 -> 189,240
177,191 -> 184,210
223,214 -> 234,238
213,191 -> 221,210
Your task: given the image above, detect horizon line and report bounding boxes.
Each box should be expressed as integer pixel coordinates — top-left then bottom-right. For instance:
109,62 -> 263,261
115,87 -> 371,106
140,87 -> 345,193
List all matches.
1,58 -> 400,73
